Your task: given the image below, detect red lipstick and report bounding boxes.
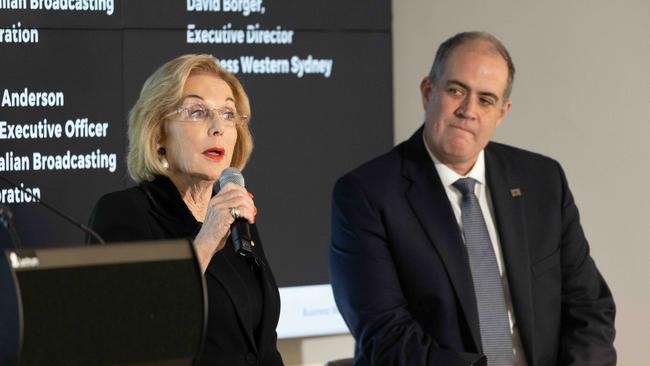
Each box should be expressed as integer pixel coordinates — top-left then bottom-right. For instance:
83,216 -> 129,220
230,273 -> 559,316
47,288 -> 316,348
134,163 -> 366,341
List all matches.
203,147 -> 225,161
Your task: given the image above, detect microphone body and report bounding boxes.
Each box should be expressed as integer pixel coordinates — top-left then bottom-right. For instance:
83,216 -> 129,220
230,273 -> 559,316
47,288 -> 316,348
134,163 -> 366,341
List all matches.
218,168 -> 255,257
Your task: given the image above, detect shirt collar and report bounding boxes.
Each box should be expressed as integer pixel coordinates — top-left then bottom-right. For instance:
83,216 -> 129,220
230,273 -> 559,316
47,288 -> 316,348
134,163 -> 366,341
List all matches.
422,133 -> 486,189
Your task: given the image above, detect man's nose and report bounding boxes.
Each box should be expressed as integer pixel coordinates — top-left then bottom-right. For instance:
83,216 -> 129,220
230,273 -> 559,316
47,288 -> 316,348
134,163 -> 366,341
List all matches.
455,95 -> 478,120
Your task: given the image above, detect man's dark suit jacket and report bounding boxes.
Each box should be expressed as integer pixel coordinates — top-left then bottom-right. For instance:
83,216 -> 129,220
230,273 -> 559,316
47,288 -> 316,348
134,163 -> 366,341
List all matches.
88,176 -> 284,366
330,127 -> 616,366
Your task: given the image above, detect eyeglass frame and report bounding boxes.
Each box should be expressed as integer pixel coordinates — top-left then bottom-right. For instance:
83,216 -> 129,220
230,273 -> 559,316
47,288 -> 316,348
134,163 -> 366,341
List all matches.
166,102 -> 248,127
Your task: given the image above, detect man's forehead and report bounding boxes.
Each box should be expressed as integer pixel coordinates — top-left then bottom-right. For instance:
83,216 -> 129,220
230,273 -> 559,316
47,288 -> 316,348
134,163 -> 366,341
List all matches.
442,41 -> 509,94
454,39 -> 502,56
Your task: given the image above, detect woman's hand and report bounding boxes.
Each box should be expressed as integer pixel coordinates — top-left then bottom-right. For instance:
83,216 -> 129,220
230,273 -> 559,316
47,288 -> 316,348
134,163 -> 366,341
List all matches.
193,182 -> 256,272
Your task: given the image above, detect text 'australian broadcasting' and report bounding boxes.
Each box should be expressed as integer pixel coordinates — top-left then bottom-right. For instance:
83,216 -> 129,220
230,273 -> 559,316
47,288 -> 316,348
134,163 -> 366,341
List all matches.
0,150 -> 117,173
0,0 -> 114,15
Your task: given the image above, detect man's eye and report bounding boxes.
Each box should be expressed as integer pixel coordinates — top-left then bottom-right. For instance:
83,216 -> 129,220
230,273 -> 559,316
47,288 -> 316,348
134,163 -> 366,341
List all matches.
447,88 -> 463,96
479,98 -> 495,106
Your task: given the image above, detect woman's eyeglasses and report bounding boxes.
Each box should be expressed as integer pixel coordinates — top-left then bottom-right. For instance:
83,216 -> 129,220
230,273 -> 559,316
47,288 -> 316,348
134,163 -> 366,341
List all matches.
172,104 -> 247,127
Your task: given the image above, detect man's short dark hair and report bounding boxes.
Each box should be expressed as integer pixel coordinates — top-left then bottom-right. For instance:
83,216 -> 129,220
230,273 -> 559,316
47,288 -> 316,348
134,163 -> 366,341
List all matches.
429,31 -> 516,101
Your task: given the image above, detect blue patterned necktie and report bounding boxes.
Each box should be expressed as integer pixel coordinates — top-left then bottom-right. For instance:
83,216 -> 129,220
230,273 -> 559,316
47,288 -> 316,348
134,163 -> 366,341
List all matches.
453,178 -> 514,366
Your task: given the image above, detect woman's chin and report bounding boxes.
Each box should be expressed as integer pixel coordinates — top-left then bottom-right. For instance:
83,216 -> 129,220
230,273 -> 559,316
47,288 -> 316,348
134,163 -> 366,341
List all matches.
169,171 -> 217,187
196,161 -> 230,180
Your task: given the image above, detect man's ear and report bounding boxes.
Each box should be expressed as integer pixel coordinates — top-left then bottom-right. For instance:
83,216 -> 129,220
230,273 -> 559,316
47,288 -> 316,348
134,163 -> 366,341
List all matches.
420,77 -> 433,110
496,99 -> 512,127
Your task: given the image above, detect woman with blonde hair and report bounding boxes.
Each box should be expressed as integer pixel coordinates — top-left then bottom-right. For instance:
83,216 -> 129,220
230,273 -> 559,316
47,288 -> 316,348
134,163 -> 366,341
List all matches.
88,54 -> 284,365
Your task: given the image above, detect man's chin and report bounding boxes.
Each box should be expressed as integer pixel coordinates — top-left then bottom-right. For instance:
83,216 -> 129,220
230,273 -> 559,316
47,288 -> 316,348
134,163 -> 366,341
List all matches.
439,148 -> 481,171
443,145 -> 476,162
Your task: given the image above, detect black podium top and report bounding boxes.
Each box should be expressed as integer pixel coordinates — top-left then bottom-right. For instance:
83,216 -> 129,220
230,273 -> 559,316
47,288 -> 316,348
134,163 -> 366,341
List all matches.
1,239 -> 206,366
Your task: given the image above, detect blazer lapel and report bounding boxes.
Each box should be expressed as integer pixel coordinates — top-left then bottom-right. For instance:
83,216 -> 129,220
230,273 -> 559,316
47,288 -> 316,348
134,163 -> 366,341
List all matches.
485,144 -> 534,365
205,251 -> 257,352
253,256 -> 281,352
142,176 -> 200,238
402,128 -> 482,352
245,225 -> 281,353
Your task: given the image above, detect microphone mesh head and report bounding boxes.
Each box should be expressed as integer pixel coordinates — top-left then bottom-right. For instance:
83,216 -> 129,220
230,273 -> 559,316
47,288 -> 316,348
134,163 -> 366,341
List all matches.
219,167 -> 245,188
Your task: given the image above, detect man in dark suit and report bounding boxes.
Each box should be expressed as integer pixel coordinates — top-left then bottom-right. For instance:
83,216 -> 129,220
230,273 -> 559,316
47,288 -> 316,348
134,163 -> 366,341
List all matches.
330,31 -> 616,366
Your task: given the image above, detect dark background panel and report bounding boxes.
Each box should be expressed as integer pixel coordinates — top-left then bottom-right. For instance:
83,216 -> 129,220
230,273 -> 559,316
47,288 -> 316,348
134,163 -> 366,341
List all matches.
0,29 -> 125,247
123,0 -> 390,30
123,29 -> 392,286
245,32 -> 393,286
1,2 -> 392,290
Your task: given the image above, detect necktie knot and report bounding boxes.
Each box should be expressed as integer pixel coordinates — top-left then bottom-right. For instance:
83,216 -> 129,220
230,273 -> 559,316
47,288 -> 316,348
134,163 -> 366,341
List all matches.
453,177 -> 477,196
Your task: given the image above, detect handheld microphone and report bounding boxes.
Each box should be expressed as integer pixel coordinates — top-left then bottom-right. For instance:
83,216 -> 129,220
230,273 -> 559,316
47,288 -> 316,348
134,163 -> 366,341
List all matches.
0,203 -> 21,249
218,167 -> 255,257
0,174 -> 105,245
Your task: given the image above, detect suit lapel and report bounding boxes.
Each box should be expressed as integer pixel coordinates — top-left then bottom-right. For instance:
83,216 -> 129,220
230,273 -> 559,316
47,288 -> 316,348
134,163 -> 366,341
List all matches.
254,257 -> 281,352
205,251 -> 257,351
485,144 -> 534,365
248,225 -> 281,353
402,128 -> 482,351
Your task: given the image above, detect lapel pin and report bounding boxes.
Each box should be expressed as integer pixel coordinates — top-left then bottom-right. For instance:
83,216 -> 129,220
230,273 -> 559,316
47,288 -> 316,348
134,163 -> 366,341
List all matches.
510,188 -> 522,197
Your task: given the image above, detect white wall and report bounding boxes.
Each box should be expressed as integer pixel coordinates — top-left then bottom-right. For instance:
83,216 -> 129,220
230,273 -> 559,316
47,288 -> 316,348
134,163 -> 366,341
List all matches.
280,1 -> 650,364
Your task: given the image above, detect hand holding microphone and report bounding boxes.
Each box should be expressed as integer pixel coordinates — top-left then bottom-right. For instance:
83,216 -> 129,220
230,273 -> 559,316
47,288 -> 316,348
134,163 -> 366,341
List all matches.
193,168 -> 257,272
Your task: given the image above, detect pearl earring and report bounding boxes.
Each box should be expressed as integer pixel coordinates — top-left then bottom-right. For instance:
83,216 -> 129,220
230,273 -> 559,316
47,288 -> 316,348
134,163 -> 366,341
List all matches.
158,147 -> 169,169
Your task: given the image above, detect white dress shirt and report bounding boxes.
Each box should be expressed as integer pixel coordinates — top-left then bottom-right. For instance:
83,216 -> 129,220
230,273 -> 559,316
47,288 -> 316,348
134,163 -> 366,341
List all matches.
424,137 -> 527,366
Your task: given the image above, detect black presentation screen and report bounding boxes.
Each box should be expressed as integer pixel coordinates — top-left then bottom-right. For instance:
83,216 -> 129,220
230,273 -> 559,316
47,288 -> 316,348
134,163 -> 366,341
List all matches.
0,0 -> 392,338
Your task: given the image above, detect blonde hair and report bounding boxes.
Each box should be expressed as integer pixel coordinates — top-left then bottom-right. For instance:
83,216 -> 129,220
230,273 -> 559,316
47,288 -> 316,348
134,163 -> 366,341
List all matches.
127,54 -> 253,182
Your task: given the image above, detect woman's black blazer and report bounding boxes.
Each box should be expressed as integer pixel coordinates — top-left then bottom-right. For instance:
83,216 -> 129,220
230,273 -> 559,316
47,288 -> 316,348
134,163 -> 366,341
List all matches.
88,176 -> 284,366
